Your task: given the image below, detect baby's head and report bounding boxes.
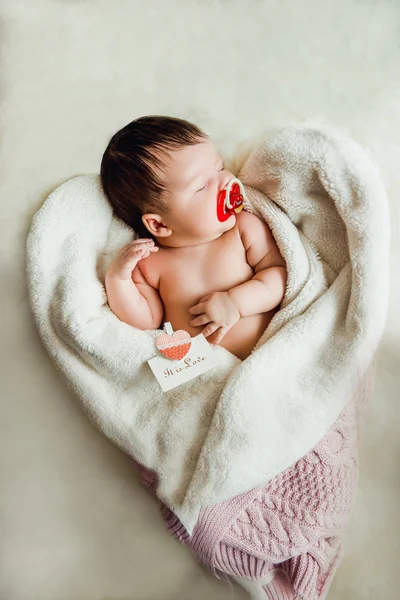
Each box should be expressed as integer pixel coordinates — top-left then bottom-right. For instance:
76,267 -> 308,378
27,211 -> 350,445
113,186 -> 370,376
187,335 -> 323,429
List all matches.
100,115 -> 236,248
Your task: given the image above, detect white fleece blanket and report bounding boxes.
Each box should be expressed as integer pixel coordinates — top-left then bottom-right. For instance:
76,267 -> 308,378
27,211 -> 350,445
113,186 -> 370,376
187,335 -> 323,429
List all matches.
26,124 -> 389,533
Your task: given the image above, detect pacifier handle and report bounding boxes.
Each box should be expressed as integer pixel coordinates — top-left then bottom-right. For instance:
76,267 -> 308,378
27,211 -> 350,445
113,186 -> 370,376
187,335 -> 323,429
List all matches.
225,178 -> 244,210
217,177 -> 246,222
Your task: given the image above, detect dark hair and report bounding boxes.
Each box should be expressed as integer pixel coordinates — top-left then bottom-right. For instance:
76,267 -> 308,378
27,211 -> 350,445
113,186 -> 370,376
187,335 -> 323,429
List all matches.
100,115 -> 208,241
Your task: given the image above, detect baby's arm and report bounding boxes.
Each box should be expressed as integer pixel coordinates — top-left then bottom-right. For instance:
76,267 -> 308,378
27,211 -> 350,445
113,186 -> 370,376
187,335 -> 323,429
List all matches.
227,211 -> 287,317
105,239 -> 163,330
105,267 -> 164,330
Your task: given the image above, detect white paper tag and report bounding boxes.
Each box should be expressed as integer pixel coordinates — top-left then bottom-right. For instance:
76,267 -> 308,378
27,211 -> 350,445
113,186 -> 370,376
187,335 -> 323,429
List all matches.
148,334 -> 221,392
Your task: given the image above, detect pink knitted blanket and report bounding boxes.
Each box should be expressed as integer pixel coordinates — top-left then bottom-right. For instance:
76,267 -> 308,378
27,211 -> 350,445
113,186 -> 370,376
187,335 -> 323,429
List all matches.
134,378 -> 371,600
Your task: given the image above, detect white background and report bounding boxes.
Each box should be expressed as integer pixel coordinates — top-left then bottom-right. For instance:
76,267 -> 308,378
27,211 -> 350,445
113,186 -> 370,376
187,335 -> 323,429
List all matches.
1,1 -> 399,598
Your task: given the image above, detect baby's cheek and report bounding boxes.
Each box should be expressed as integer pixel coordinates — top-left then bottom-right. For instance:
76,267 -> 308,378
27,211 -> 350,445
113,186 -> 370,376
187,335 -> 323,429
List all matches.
196,210 -> 216,233
206,195 -> 220,224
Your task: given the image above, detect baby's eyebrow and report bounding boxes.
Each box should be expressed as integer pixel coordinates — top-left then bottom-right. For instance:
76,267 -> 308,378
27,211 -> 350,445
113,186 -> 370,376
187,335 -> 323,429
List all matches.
184,156 -> 223,188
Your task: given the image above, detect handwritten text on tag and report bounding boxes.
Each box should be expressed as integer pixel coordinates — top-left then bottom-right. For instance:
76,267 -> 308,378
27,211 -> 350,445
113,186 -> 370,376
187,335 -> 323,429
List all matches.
148,334 -> 220,392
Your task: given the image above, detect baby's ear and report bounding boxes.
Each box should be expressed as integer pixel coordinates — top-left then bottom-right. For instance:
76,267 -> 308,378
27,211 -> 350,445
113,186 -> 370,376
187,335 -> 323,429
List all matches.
142,214 -> 172,238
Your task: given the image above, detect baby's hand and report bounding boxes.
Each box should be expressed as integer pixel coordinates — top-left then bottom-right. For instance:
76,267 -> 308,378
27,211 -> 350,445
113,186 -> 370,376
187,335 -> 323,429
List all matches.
188,291 -> 240,345
106,238 -> 159,281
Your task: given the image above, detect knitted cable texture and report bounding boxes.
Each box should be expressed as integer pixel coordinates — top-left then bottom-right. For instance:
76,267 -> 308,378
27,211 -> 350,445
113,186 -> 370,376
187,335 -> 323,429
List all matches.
133,371 -> 371,600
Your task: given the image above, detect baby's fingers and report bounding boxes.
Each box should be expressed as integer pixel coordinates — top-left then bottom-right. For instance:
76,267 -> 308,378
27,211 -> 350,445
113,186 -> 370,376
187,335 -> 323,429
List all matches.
189,314 -> 211,327
202,322 -> 219,339
137,246 -> 159,259
123,239 -> 154,254
129,240 -> 154,250
209,326 -> 229,345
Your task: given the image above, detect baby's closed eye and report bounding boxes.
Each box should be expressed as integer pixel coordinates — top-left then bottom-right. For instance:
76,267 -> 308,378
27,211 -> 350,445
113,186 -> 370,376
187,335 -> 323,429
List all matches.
195,165 -> 226,193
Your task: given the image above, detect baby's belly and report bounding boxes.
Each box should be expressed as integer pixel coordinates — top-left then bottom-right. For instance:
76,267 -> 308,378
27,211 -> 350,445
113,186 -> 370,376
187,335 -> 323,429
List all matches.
156,222 -> 277,360
163,305 -> 275,361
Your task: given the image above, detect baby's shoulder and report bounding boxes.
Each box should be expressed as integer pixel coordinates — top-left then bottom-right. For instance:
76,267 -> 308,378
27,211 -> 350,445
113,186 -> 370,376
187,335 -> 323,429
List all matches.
235,209 -> 266,229
136,249 -> 162,289
235,210 -> 271,246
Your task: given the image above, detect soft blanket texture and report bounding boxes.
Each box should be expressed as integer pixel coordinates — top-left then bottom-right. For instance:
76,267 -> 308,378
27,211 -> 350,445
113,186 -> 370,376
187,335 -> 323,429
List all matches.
136,366 -> 372,600
26,124 -> 389,537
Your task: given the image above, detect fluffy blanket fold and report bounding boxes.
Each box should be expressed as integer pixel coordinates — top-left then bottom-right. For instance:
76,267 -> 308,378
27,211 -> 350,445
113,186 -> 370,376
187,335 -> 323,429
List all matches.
136,366 -> 373,599
26,123 -> 389,547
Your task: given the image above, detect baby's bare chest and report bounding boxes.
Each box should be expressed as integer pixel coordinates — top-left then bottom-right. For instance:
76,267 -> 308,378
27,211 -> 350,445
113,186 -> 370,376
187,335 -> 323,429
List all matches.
151,230 -> 254,310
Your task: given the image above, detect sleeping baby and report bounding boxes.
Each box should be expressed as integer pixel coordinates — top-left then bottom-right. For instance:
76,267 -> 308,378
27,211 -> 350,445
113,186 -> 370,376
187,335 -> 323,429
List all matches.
100,115 -> 287,360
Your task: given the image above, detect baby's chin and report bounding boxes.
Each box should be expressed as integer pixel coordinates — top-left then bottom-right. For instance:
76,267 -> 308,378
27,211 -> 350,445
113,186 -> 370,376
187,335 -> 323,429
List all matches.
220,213 -> 237,232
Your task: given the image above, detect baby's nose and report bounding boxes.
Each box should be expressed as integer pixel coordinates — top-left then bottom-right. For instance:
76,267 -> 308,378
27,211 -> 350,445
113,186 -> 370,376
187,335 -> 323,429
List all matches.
220,173 -> 234,191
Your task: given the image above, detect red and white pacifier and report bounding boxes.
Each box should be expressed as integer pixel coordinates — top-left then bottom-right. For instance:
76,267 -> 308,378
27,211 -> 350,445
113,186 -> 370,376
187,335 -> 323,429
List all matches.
156,322 -> 191,361
217,177 -> 245,222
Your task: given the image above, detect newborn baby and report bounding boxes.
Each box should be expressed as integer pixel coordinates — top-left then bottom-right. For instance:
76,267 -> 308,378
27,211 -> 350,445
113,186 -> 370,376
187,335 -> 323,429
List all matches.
101,116 -> 287,360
